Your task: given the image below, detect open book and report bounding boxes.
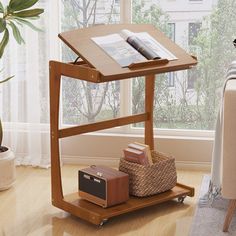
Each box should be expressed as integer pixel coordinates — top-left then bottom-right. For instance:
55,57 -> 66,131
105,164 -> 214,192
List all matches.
91,29 -> 177,67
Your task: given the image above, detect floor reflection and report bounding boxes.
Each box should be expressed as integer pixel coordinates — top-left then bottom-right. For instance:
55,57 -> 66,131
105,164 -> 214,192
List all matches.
48,200 -> 190,236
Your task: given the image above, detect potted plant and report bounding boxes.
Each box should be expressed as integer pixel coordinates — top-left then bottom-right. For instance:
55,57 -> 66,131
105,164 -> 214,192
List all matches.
0,0 -> 44,190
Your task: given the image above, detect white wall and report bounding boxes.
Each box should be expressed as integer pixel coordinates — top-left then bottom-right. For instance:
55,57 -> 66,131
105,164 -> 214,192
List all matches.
159,0 -> 215,12
61,132 -> 213,170
3,127 -> 212,170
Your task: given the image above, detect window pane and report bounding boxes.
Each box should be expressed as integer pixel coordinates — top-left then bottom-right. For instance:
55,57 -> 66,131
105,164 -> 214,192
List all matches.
167,23 -> 175,42
188,22 -> 202,45
61,0 -> 121,125
132,0 -> 236,130
167,72 -> 175,87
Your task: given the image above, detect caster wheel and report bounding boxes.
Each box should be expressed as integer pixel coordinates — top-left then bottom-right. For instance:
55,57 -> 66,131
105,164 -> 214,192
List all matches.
99,219 -> 108,227
178,196 -> 186,203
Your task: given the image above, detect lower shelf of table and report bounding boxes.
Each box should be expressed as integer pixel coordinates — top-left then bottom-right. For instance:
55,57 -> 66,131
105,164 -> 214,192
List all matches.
53,182 -> 194,225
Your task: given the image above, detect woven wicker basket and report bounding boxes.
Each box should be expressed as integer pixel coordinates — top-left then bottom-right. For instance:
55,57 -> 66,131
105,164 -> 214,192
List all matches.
119,151 -> 177,197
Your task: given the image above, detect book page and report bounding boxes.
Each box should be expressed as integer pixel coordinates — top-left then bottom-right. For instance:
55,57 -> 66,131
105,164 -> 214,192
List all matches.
91,34 -> 147,67
120,29 -> 161,60
134,32 -> 178,61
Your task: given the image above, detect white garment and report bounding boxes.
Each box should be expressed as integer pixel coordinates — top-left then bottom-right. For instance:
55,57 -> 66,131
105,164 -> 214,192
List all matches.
209,61 -> 236,198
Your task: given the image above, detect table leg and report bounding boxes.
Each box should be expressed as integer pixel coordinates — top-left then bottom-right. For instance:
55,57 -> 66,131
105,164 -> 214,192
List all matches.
49,61 -> 63,203
145,74 -> 155,150
223,199 -> 236,232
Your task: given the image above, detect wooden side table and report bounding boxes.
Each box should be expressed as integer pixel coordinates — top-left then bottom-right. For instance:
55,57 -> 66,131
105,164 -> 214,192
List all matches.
49,24 -> 197,225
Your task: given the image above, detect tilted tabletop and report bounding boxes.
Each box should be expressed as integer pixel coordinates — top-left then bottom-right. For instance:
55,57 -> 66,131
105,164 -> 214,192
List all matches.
59,24 -> 197,82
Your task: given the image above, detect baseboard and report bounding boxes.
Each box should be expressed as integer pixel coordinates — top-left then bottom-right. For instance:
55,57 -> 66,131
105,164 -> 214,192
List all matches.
175,161 -> 211,171
61,155 -> 120,167
61,155 -> 211,171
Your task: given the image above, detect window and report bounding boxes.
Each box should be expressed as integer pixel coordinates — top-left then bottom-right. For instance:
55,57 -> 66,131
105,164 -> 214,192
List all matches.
189,22 -> 202,46
187,69 -> 196,90
167,72 -> 175,88
61,0 -> 121,125
167,23 -> 175,42
188,23 -> 201,90
60,0 -> 236,131
4,0 -> 236,166
167,23 -> 175,88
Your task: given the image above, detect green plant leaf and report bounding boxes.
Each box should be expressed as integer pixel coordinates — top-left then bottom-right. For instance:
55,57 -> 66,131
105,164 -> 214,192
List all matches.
8,21 -> 25,44
9,0 -> 39,12
13,8 -> 44,18
0,28 -> 9,58
13,17 -> 42,31
0,2 -> 4,13
0,18 -> 6,33
13,16 -> 40,21
24,16 -> 40,20
13,19 -> 23,27
0,75 -> 14,84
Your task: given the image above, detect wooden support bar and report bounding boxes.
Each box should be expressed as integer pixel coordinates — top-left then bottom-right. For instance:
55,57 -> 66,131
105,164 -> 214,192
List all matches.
176,183 -> 195,197
145,74 -> 155,150
49,61 -> 64,202
128,59 -> 169,70
223,199 -> 236,232
59,113 -> 148,138
50,60 -> 101,83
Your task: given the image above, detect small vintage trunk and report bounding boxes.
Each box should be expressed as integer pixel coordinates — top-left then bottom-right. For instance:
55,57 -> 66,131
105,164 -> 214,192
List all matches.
79,166 -> 129,208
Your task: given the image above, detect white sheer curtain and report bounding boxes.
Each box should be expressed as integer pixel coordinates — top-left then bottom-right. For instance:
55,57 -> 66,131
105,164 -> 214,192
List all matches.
0,0 -> 59,168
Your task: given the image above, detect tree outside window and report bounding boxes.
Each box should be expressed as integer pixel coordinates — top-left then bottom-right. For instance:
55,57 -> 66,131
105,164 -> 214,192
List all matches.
132,0 -> 236,130
61,0 -> 121,125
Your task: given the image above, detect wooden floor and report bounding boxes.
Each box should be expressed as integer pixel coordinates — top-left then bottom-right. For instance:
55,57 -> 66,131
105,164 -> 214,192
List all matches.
0,166 -> 209,236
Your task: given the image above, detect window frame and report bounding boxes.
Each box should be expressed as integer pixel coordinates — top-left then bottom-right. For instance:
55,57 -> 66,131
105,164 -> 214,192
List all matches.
59,0 -> 215,139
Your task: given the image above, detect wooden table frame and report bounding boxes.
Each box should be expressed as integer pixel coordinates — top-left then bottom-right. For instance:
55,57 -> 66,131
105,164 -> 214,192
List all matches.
49,24 -> 196,226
